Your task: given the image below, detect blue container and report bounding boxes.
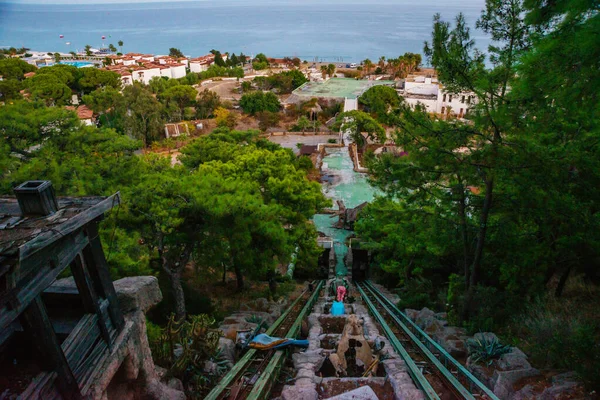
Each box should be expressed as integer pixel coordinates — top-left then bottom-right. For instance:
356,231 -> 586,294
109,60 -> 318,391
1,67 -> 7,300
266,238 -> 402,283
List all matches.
331,301 -> 345,315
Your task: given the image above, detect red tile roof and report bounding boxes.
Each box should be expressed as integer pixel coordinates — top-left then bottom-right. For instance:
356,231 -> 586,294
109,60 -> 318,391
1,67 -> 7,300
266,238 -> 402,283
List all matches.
66,105 -> 94,120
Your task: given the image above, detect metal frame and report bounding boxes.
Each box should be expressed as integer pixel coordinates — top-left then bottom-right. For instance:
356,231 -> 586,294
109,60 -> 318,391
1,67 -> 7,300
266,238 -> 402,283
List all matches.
363,280 -> 499,400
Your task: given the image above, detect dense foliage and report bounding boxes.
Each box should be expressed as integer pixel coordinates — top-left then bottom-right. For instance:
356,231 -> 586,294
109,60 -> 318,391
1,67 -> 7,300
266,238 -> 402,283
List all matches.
355,0 -> 600,388
239,91 -> 281,114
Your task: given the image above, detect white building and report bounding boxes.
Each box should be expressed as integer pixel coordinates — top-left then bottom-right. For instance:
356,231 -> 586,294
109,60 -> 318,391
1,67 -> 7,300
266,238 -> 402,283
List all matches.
402,75 -> 474,118
189,55 -> 215,73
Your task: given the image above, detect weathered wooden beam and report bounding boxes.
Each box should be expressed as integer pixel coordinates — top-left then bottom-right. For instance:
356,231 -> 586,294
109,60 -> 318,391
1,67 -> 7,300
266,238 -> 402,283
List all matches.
71,253 -> 113,350
61,313 -> 101,372
0,231 -> 89,331
19,296 -> 82,400
19,192 -> 120,261
83,220 -> 124,331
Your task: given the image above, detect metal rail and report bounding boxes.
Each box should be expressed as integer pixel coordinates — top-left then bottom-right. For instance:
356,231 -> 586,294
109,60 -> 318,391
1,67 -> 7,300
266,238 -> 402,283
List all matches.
361,280 -> 499,400
247,279 -> 324,400
356,281 -> 441,400
205,280 -> 324,400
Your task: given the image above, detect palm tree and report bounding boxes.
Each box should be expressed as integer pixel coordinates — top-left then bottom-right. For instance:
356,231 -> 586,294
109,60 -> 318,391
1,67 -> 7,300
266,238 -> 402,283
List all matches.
108,44 -> 117,53
378,56 -> 386,73
84,44 -> 92,57
118,40 -> 124,53
320,65 -> 328,80
327,63 -> 336,78
363,59 -> 373,76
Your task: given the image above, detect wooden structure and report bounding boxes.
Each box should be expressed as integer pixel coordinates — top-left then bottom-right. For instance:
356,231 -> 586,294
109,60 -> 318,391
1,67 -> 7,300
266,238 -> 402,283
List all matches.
0,181 -> 123,399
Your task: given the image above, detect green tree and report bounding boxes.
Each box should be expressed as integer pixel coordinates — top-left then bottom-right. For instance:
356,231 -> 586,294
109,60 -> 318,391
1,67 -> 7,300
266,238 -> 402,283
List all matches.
118,40 -> 124,52
84,44 -> 92,56
0,58 -> 37,80
82,86 -> 122,128
256,111 -> 280,131
108,44 -> 117,53
239,91 -> 281,114
359,85 -> 400,123
214,107 -> 237,129
338,110 -> 385,152
196,89 -> 221,119
0,100 -> 79,157
295,116 -> 312,133
327,63 -> 336,78
77,68 -> 121,94
120,84 -> 165,146
26,74 -> 73,106
169,47 -> 184,58
160,84 -> 197,122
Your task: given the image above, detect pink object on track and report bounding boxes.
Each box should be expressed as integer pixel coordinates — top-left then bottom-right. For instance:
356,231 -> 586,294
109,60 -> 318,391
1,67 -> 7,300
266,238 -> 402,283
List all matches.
337,285 -> 347,302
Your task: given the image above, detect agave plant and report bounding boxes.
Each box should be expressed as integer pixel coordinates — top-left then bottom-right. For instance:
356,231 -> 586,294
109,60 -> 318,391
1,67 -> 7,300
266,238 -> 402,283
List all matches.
467,335 -> 512,366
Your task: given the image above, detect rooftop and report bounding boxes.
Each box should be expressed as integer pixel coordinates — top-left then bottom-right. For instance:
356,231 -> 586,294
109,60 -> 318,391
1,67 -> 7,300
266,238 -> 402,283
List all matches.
292,78 -> 396,100
0,194 -> 118,261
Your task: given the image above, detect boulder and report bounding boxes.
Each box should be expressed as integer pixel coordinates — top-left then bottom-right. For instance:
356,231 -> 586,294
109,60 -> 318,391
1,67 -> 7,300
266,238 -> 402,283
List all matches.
492,368 -> 540,399
281,385 -> 318,400
442,339 -> 467,358
414,308 -> 435,328
496,348 -> 531,371
405,309 -> 419,321
511,384 -> 536,400
467,362 -> 493,389
325,386 -> 379,400
113,276 -> 163,313
539,381 -> 581,400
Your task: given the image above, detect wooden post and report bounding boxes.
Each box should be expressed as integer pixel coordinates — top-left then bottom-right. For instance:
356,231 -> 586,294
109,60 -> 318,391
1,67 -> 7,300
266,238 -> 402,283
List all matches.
20,296 -> 82,400
71,253 -> 113,349
83,220 -> 124,331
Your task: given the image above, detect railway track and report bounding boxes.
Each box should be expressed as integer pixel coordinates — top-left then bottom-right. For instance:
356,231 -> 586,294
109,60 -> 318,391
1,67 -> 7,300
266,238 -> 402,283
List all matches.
356,280 -> 498,400
206,280 -> 324,400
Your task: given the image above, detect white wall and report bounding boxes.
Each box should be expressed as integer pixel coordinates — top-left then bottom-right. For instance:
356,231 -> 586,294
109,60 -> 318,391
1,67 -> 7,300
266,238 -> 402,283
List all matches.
133,68 -> 162,85
170,65 -> 187,79
190,62 -> 210,73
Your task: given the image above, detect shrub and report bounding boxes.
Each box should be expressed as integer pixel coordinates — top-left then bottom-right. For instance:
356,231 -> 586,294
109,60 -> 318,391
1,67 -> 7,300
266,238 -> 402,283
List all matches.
467,335 -> 512,366
328,138 -> 337,144
239,91 -> 281,114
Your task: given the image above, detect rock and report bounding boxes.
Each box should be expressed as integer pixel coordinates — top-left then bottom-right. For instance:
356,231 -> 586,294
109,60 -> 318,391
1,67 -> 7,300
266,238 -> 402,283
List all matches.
467,363 -> 493,389
281,385 -> 318,400
113,276 -> 163,313
325,386 -> 379,400
496,348 -> 531,371
167,377 -> 184,393
551,371 -> 579,385
512,384 -> 536,400
415,308 -> 435,328
492,368 -> 540,399
203,360 -> 218,375
145,379 -> 186,400
254,297 -> 270,311
442,339 -> 467,358
539,381 -> 581,400
422,318 -> 444,335
293,350 -> 325,371
405,309 -> 419,321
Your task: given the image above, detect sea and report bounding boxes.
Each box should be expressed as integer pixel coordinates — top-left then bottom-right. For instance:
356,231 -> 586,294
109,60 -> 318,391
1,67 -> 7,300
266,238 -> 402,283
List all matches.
0,0 -> 489,62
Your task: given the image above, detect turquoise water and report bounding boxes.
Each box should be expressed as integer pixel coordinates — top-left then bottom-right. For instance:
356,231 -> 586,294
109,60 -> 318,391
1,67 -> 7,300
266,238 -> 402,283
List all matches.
41,61 -> 94,68
60,61 -> 94,68
314,148 -> 378,275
